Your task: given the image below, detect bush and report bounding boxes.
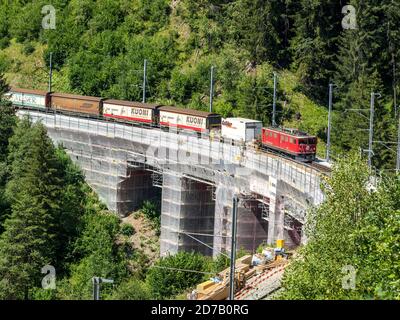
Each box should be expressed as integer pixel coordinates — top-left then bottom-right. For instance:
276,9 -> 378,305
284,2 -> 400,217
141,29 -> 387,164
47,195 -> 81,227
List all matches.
120,223 -> 135,237
22,41 -> 35,55
110,278 -> 152,300
141,201 -> 160,232
146,251 -> 209,299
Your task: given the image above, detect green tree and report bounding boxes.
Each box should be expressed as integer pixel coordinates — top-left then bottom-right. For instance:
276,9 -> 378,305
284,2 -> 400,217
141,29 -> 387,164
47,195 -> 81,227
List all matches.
227,0 -> 290,66
0,99 -> 15,232
146,251 -> 209,299
57,211 -> 128,299
0,119 -> 62,299
110,277 -> 152,300
0,73 -> 9,96
279,152 -> 400,299
289,0 -> 342,101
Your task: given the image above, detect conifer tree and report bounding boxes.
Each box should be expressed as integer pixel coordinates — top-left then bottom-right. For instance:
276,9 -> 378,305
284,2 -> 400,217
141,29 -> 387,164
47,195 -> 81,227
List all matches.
0,75 -> 14,233
333,0 -> 398,166
289,0 -> 342,101
0,120 -> 62,299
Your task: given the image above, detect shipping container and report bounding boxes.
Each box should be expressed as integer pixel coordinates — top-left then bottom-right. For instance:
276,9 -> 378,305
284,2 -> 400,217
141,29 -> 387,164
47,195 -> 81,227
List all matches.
50,92 -> 103,116
221,118 -> 262,142
103,99 -> 161,124
8,88 -> 50,110
158,106 -> 221,132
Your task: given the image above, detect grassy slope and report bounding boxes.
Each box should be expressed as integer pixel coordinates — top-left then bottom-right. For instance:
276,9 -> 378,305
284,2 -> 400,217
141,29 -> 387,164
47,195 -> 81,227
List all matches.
1,39 -> 70,92
279,70 -> 328,158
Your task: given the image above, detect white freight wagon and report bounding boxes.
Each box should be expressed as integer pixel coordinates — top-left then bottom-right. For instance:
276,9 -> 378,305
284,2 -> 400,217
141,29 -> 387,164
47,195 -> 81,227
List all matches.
158,106 -> 221,132
8,88 -> 49,110
102,99 -> 160,124
221,118 -> 263,142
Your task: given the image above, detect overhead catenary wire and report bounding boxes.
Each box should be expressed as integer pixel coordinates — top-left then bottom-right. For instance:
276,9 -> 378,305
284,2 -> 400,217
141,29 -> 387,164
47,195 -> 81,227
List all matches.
151,265 -> 217,275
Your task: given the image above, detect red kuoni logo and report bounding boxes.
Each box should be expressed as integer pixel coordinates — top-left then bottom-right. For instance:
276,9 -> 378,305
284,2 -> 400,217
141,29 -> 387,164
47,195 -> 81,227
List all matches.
187,116 -> 203,125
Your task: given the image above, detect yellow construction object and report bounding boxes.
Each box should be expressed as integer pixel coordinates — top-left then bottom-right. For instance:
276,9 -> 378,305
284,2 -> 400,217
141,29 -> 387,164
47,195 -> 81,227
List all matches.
197,280 -> 215,291
276,239 -> 285,249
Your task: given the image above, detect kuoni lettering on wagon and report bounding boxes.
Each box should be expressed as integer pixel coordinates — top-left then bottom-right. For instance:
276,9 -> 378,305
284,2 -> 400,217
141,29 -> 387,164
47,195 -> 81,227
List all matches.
103,103 -> 152,122
160,111 -> 207,131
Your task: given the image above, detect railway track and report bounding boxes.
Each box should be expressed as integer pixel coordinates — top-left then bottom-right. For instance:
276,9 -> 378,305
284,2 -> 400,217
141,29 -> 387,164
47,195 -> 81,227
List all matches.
310,161 -> 332,173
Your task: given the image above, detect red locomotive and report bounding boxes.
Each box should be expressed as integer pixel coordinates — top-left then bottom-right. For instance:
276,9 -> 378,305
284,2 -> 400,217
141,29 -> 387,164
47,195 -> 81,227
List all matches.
262,127 -> 317,162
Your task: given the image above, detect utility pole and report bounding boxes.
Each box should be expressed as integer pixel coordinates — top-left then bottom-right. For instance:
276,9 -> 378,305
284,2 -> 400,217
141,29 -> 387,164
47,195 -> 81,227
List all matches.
326,83 -> 334,162
209,66 -> 215,113
272,72 -> 277,127
393,53 -> 397,118
92,277 -> 114,300
326,83 -> 333,162
229,195 -> 239,300
397,112 -> 400,173
142,59 -> 147,103
48,52 -> 53,92
368,92 -> 381,169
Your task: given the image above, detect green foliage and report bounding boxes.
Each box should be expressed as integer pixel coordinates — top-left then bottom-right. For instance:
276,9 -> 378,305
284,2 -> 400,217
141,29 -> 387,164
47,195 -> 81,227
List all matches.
212,254 -> 230,273
0,119 -> 62,299
0,74 -> 9,96
0,94 -> 15,233
279,153 -> 400,299
22,41 -> 35,55
120,223 -> 135,237
146,251 -> 209,299
57,211 -> 128,300
110,277 -> 152,300
140,200 -> 161,233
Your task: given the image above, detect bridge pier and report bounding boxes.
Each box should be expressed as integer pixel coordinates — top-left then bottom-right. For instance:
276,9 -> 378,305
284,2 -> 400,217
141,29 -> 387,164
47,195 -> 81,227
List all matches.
117,168 -> 160,217
237,199 -> 269,252
213,185 -> 269,256
160,172 -> 215,256
267,195 -> 285,246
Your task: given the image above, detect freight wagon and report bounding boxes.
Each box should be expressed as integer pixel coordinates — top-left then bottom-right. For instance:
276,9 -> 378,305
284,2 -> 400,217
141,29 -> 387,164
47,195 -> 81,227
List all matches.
103,99 -> 161,125
50,92 -> 103,116
221,118 -> 263,143
158,106 -> 221,133
8,88 -> 50,110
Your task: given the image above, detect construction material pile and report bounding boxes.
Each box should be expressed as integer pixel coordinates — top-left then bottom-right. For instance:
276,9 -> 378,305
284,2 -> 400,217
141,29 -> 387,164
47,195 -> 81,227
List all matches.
188,240 -> 289,300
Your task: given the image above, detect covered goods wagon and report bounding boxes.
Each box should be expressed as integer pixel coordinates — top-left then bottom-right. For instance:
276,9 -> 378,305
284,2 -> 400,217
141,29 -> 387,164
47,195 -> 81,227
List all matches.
8,88 -> 50,110
103,99 -> 161,124
158,106 -> 221,132
50,92 -> 103,116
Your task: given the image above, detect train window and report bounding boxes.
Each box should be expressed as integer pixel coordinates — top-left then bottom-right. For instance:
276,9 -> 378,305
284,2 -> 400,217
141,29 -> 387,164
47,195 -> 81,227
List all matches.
274,133 -> 277,138
290,138 -> 295,144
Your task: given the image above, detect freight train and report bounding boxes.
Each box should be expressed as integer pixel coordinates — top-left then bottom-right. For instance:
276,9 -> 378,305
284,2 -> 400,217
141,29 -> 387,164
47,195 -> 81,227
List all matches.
6,88 -> 318,162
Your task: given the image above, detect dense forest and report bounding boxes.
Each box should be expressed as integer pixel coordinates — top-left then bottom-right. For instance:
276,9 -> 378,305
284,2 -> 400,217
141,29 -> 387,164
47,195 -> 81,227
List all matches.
0,0 -> 399,168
